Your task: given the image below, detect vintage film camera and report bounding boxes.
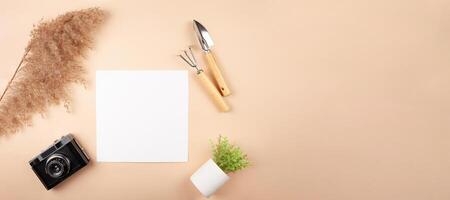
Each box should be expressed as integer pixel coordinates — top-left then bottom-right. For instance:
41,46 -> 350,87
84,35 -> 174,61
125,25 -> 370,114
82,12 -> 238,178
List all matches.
29,134 -> 89,190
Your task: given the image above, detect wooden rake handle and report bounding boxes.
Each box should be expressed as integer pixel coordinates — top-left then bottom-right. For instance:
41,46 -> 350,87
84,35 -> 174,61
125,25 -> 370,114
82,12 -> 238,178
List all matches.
196,70 -> 230,112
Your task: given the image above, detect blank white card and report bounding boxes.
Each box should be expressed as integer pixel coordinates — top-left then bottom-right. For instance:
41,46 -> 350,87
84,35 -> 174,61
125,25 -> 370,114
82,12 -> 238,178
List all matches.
96,70 -> 188,162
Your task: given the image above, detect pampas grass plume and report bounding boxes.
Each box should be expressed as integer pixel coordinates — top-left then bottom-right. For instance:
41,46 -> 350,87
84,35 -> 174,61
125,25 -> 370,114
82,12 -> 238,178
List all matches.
0,7 -> 107,134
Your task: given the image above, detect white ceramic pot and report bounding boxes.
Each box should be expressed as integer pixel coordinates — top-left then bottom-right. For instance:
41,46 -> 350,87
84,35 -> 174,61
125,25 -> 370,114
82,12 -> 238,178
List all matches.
190,159 -> 230,197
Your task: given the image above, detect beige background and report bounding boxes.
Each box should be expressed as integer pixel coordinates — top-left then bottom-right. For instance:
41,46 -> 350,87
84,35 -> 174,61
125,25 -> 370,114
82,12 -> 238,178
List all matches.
1,0 -> 450,199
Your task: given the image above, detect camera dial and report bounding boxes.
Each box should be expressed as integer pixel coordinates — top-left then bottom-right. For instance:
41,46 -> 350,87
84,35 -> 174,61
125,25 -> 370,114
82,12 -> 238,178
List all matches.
45,154 -> 70,179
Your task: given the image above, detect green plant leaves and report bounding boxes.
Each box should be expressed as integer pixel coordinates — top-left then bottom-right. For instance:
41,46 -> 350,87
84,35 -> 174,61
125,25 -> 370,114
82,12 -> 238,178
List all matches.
211,135 -> 249,174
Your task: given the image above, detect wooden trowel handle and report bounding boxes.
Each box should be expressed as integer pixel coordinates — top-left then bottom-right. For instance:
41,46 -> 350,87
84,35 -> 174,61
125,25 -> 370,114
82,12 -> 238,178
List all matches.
204,51 -> 231,96
197,70 -> 230,112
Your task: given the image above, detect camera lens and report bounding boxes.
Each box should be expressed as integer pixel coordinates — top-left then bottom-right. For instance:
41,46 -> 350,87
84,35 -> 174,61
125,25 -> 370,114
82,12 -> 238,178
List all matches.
45,154 -> 70,179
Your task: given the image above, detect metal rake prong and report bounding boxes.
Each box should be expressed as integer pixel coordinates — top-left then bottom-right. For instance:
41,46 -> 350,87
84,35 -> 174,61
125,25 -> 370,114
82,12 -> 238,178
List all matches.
178,54 -> 194,67
188,46 -> 197,65
183,50 -> 196,66
178,48 -> 201,72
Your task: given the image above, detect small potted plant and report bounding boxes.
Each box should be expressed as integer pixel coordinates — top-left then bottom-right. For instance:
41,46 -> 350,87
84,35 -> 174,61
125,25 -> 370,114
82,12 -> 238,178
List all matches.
190,135 -> 249,197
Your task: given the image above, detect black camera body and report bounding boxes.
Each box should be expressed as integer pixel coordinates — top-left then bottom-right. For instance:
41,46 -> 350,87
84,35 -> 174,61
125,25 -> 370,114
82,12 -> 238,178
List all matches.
29,134 -> 89,190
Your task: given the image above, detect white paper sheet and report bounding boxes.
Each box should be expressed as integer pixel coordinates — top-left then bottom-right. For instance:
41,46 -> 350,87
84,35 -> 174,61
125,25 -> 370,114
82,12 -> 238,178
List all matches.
96,70 -> 188,162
